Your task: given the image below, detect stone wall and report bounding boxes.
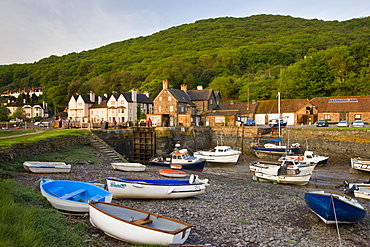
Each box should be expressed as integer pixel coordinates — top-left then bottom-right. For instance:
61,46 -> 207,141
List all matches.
4,127 -> 368,163
92,129 -> 134,160
0,136 -> 90,162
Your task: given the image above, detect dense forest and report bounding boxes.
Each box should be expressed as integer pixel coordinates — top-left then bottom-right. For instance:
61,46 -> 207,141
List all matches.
0,14 -> 370,112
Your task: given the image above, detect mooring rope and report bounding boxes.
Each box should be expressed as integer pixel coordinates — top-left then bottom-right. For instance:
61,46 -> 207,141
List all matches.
330,194 -> 343,247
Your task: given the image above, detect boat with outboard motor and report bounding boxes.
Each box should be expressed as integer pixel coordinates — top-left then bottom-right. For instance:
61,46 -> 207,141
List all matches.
150,148 -> 205,172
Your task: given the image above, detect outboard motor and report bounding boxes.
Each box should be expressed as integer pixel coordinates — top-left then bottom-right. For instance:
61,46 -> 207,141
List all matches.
277,166 -> 287,175
344,184 -> 358,195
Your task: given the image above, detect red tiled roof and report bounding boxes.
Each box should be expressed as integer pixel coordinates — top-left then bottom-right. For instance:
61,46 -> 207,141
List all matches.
310,96 -> 370,112
220,102 -> 259,114
256,99 -> 310,114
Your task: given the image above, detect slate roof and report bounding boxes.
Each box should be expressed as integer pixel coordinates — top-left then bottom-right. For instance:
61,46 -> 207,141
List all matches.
168,88 -> 195,106
90,99 -> 108,109
310,96 -> 370,112
6,102 -> 43,107
80,94 -> 102,104
186,89 -> 213,101
121,92 -> 153,104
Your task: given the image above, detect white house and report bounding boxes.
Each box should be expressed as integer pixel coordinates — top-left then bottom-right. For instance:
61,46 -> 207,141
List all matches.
68,92 -> 103,123
5,101 -> 49,119
67,90 -> 152,124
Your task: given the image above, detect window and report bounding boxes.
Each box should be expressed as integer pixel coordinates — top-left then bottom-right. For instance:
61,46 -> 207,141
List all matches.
159,97 -> 162,101
215,116 -> 224,123
355,114 -> 361,120
170,106 -> 174,112
168,97 -> 172,101
324,114 -> 330,120
158,106 -> 161,112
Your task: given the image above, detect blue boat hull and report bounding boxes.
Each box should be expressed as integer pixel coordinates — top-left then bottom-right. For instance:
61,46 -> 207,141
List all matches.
40,179 -> 112,212
149,160 -> 206,172
304,191 -> 366,224
251,146 -> 300,155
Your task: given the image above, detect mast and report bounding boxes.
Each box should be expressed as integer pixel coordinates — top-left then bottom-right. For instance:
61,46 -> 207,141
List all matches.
278,92 -> 281,145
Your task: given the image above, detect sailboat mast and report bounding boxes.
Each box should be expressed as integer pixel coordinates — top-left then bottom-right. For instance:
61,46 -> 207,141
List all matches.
278,92 -> 281,145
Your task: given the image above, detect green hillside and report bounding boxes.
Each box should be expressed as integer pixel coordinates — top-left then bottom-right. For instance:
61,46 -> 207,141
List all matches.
1,14 -> 370,112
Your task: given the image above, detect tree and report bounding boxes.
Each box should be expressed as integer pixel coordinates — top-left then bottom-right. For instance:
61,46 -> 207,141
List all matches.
0,106 -> 10,121
10,107 -> 24,119
208,77 -> 237,101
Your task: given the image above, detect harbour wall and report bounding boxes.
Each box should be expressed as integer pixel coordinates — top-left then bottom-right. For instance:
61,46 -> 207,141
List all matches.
94,127 -> 370,162
2,127 -> 369,163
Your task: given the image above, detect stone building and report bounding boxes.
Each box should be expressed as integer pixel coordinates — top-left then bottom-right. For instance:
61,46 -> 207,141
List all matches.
147,80 -> 222,127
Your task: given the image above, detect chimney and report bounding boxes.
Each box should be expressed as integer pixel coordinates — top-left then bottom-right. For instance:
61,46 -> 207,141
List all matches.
180,84 -> 187,92
131,89 -> 137,102
144,91 -> 149,98
104,93 -> 108,99
90,91 -> 95,103
98,96 -> 102,105
163,79 -> 168,90
197,85 -> 203,90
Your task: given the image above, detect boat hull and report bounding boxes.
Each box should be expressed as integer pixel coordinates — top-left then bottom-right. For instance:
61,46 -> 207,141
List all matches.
23,161 -> 71,173
159,170 -> 187,178
111,163 -> 146,172
304,191 -> 366,224
254,171 -> 313,185
193,146 -> 241,165
250,163 -> 315,185
351,158 -> 370,172
40,179 -> 112,212
106,178 -> 206,199
193,153 -> 240,165
89,201 -> 192,245
251,146 -> 300,158
150,159 -> 205,172
352,185 -> 370,200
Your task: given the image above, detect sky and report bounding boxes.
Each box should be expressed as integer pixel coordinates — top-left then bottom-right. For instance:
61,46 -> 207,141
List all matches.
1,0 -> 369,65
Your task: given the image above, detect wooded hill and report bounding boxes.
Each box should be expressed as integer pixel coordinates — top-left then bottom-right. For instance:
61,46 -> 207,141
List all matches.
1,14 -> 370,112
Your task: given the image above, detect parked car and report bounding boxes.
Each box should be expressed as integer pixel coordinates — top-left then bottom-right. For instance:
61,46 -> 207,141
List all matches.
337,121 -> 349,127
352,120 -> 365,127
316,120 -> 328,127
244,119 -> 255,126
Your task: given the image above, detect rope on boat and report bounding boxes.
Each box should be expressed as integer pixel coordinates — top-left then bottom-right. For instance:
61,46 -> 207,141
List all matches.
330,194 -> 343,247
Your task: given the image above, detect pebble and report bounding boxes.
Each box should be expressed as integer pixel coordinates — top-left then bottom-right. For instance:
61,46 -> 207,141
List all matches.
14,148 -> 370,247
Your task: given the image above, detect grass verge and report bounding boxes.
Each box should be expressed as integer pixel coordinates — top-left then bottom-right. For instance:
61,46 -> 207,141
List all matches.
0,129 -> 36,138
0,129 -> 89,150
0,179 -> 93,247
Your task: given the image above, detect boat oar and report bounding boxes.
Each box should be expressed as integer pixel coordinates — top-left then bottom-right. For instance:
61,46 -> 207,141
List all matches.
45,189 -> 60,198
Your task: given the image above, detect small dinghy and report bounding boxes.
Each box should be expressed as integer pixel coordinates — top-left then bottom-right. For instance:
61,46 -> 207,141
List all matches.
23,161 -> 71,173
111,162 -> 146,172
106,175 -> 208,199
159,169 -> 187,178
40,179 -> 112,212
170,164 -> 182,169
89,201 -> 192,245
304,190 -> 367,224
